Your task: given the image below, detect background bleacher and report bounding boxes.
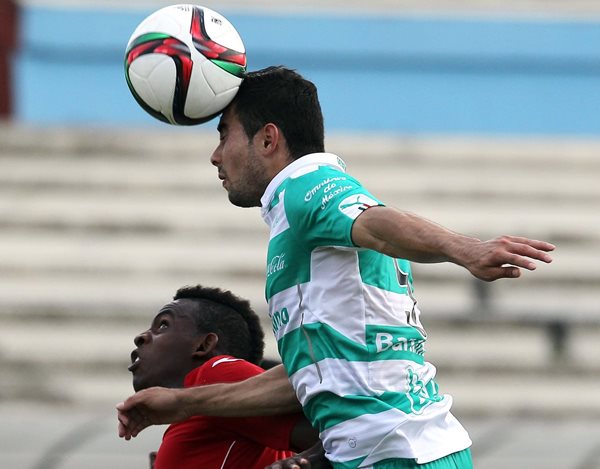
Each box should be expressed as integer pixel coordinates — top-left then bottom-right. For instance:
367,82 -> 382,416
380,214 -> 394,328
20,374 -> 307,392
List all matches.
1,123 -> 598,417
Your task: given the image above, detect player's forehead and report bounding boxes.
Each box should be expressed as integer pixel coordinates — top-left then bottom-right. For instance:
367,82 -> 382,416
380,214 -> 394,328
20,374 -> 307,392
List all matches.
155,299 -> 197,322
217,105 -> 240,131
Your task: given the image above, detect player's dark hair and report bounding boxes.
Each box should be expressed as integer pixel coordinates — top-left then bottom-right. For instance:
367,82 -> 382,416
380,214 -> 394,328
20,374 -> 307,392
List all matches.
174,285 -> 264,365
232,66 -> 325,160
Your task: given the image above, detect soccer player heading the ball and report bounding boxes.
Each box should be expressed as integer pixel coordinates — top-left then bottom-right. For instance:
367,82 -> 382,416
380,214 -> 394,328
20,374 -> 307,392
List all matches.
126,283 -> 327,469
118,66 -> 555,469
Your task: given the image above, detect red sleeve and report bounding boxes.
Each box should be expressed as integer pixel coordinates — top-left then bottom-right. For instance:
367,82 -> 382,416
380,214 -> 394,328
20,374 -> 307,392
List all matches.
186,356 -> 304,451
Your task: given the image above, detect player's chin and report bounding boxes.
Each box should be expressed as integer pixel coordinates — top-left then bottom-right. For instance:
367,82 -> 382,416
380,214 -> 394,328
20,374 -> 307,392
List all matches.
228,191 -> 260,208
132,375 -> 148,392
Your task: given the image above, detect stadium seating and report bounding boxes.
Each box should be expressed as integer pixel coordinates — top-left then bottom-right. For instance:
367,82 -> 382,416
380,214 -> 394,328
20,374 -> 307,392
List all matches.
0,124 -> 599,415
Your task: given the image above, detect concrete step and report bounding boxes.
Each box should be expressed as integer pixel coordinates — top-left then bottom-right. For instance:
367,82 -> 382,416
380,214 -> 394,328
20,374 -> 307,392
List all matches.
0,134 -> 600,200
3,124 -> 600,166
3,149 -> 600,201
0,268 -> 596,326
2,317 -> 597,371
1,318 -> 598,415
0,271 -> 269,321
1,125 -> 598,411
2,192 -> 597,250
3,403 -> 600,469
0,228 -> 596,280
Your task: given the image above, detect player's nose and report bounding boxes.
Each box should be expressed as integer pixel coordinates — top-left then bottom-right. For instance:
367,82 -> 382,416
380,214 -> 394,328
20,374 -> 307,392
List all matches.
133,330 -> 151,347
210,148 -> 221,166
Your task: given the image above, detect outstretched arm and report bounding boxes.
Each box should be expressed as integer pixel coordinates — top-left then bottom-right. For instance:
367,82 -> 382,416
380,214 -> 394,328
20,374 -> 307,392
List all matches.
352,206 -> 554,281
117,364 -> 299,439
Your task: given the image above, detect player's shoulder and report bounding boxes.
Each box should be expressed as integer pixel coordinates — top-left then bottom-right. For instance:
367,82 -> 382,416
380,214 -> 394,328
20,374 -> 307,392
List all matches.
189,355 -> 263,386
284,164 -> 360,208
207,355 -> 262,372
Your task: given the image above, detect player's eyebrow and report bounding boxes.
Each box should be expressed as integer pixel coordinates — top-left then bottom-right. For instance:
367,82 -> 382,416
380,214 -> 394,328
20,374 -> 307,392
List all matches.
153,309 -> 173,321
217,121 -> 227,133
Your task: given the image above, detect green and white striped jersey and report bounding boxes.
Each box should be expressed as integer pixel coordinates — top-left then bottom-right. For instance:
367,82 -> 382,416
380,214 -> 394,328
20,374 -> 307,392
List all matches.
260,153 -> 471,468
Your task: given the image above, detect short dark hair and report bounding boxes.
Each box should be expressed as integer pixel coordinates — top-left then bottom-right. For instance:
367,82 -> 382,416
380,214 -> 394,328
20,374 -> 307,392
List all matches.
232,66 -> 325,160
174,285 -> 265,365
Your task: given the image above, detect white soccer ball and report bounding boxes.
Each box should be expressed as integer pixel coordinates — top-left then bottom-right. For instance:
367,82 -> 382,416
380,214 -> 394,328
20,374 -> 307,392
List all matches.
124,4 -> 246,125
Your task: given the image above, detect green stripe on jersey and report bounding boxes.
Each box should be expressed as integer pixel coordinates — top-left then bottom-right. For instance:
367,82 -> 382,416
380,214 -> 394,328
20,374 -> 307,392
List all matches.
305,386 -> 443,435
279,323 -> 426,375
304,391 -> 413,431
278,323 -> 367,375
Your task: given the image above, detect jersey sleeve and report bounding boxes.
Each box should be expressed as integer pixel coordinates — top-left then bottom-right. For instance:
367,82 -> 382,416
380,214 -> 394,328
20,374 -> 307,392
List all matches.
283,166 -> 384,250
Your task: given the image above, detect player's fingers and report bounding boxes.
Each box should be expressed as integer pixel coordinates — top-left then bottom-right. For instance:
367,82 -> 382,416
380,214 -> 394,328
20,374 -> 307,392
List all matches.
130,409 -> 153,437
130,419 -> 150,438
117,417 -> 128,438
118,406 -> 145,438
117,410 -> 136,439
117,420 -> 127,439
475,265 -> 521,282
265,458 -> 309,469
117,409 -> 130,427
497,236 -> 555,261
504,243 -> 554,267
485,241 -> 551,270
502,236 -> 556,251
291,457 -> 309,468
500,265 -> 521,279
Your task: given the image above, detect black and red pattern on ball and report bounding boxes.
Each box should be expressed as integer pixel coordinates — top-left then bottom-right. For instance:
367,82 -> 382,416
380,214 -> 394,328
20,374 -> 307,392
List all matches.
125,34 -> 201,125
190,6 -> 246,76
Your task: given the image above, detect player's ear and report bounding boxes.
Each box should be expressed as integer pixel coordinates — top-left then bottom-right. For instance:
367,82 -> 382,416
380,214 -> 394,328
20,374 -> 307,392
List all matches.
193,332 -> 219,359
261,123 -> 280,154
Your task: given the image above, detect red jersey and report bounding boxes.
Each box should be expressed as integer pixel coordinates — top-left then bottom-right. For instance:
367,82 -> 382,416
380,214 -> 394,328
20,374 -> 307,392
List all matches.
154,355 -> 300,469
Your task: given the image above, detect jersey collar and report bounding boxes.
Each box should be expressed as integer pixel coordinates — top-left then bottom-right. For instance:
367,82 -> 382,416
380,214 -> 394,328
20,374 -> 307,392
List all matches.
260,152 -> 347,214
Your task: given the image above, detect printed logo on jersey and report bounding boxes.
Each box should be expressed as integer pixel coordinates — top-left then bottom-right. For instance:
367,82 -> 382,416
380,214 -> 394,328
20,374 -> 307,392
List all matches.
406,367 -> 442,414
211,357 -> 241,367
304,176 -> 347,202
270,307 -> 289,335
338,194 -> 379,219
375,333 -> 425,356
267,252 -> 287,278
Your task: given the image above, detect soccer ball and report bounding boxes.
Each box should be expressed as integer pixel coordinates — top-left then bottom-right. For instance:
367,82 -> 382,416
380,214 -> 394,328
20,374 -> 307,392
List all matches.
124,4 -> 246,125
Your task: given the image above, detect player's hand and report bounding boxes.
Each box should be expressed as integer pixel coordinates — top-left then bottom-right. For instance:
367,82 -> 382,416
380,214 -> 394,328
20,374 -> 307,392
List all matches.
117,387 -> 188,440
265,455 -> 311,469
461,235 -> 555,281
265,442 -> 331,469
265,455 -> 331,469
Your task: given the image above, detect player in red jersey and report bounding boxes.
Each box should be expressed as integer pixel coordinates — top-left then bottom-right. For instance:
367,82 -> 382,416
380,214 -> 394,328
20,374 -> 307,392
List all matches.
126,284 -> 324,469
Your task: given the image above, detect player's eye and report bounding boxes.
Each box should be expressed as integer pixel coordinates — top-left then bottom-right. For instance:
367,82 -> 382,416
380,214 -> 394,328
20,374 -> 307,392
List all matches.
158,319 -> 169,330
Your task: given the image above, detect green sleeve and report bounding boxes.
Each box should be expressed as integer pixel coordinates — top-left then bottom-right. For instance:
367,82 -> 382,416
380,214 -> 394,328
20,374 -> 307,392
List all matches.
283,166 -> 384,249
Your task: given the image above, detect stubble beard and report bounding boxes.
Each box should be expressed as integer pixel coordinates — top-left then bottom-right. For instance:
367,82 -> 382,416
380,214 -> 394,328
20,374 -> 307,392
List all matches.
227,189 -> 261,208
226,154 -> 269,208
